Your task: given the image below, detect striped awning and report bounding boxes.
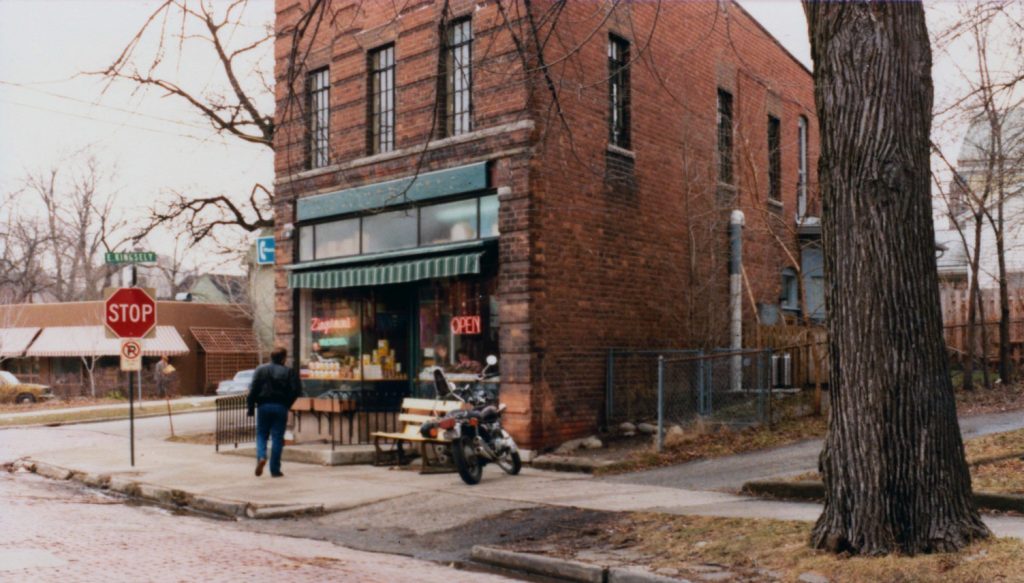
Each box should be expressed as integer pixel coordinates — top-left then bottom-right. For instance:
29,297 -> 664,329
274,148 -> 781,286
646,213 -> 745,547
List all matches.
0,328 -> 41,357
289,252 -> 483,289
25,326 -> 189,357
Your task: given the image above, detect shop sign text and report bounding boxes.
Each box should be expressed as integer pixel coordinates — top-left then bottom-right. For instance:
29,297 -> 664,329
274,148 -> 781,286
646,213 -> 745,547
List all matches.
311,317 -> 355,333
450,315 -> 481,335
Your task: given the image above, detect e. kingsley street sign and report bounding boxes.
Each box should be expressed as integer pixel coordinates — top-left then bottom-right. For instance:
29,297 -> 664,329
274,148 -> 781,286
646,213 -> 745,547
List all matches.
105,251 -> 157,264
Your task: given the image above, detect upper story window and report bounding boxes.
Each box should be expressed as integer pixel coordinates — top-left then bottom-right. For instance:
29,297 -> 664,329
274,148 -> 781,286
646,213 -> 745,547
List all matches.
717,89 -> 734,185
369,45 -> 396,154
797,115 -> 808,217
445,18 -> 473,137
768,115 -> 781,203
308,68 -> 330,169
608,35 -> 631,149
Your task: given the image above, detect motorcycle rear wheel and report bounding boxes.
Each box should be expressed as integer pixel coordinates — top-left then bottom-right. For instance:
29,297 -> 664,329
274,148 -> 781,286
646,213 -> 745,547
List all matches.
496,451 -> 522,476
451,437 -> 483,485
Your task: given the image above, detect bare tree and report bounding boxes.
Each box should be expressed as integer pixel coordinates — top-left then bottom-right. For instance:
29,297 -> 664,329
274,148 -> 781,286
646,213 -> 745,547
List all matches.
804,0 -> 988,554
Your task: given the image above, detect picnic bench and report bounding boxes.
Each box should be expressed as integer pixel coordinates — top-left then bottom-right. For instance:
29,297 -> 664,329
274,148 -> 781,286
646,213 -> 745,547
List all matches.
371,397 -> 463,472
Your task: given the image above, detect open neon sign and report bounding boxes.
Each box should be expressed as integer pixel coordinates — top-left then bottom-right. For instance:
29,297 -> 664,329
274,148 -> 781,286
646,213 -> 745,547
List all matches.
311,317 -> 355,333
450,315 -> 481,335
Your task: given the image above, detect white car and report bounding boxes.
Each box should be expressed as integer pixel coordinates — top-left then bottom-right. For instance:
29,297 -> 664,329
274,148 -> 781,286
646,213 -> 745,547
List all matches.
215,369 -> 255,396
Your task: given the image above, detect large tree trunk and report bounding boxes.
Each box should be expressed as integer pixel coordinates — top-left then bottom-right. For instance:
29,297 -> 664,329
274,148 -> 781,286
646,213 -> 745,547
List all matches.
804,1 -> 989,554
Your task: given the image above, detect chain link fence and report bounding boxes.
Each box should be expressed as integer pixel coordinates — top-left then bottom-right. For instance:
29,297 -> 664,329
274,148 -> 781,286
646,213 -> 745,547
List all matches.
607,348 -> 806,450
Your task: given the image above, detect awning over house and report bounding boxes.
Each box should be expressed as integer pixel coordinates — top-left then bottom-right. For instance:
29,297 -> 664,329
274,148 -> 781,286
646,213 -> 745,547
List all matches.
0,327 -> 41,357
25,326 -> 189,357
288,252 -> 483,289
191,327 -> 260,354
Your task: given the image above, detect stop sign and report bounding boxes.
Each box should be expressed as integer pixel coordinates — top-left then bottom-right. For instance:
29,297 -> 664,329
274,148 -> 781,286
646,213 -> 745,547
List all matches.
105,288 -> 157,338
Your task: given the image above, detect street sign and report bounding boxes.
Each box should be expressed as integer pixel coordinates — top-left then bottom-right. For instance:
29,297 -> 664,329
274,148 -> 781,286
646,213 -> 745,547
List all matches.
105,288 -> 157,339
105,251 -> 157,265
256,236 -> 275,265
120,339 -> 142,372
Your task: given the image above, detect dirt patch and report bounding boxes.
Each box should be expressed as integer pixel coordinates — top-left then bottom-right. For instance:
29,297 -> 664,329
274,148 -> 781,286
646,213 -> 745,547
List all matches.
956,382 -> 1024,416
166,432 -> 217,446
498,512 -> 1023,583
589,415 -> 827,476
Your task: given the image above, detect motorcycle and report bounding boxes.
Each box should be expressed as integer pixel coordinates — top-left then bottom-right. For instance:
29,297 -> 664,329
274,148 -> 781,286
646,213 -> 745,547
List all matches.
421,355 -> 522,485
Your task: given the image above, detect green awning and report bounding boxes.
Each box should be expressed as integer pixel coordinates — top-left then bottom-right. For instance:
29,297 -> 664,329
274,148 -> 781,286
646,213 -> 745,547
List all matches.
289,252 -> 483,289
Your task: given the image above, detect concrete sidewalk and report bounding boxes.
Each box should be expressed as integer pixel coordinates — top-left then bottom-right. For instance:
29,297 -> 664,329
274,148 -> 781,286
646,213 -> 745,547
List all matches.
606,409 -> 1024,492
6,416 -> 1024,540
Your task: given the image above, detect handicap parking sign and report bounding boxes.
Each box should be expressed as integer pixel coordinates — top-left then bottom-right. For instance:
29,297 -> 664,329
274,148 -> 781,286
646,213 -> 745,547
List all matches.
256,236 -> 276,265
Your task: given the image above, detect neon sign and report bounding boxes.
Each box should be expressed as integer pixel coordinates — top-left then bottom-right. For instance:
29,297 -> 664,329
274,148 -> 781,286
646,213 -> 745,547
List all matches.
450,315 -> 481,335
311,317 -> 355,333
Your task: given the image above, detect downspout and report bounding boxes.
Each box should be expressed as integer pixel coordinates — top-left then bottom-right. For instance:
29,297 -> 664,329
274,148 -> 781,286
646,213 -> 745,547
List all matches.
730,210 -> 745,392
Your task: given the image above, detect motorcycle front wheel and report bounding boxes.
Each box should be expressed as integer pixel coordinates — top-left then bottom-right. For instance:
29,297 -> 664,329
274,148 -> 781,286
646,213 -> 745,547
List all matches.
496,450 -> 522,476
451,437 -> 483,485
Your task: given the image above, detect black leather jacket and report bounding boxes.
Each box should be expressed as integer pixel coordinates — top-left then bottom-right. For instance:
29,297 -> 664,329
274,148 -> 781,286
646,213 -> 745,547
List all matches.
246,363 -> 301,415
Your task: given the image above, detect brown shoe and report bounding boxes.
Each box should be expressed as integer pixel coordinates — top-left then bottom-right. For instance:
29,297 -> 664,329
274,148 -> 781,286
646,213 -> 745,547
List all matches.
255,458 -> 267,477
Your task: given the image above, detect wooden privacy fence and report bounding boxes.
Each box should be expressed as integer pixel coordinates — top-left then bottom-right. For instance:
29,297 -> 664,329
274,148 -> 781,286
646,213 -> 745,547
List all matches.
941,287 -> 1024,366
756,324 -> 828,387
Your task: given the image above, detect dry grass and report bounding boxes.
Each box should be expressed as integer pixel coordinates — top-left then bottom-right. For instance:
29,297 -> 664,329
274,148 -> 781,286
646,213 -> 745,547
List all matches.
595,415 -> 827,476
507,513 -> 1022,583
0,400 -> 214,427
956,382 -> 1024,416
0,396 -> 126,413
165,432 -> 217,445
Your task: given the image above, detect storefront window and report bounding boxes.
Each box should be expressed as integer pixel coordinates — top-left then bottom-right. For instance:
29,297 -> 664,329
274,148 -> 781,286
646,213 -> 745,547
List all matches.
420,199 -> 477,245
480,194 -> 499,238
306,292 -> 362,380
316,218 -> 360,259
362,209 -> 417,253
362,289 -> 409,381
418,277 -> 498,380
299,226 -> 314,261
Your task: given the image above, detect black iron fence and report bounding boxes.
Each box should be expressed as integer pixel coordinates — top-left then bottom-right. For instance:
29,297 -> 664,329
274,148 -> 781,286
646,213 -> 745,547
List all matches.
214,394 -> 254,451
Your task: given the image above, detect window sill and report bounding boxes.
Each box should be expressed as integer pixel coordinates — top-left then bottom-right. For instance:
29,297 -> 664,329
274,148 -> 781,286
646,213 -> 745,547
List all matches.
767,199 -> 784,212
607,143 -> 636,159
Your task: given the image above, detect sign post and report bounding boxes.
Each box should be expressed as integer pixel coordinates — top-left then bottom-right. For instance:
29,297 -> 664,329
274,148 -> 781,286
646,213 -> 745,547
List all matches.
104,283 -> 157,468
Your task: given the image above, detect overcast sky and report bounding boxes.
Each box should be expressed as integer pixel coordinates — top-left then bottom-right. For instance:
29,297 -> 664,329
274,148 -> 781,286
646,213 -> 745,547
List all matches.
0,0 -> 996,272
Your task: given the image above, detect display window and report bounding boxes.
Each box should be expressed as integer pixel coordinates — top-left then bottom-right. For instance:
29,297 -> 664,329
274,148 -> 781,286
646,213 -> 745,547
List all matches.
298,270 -> 498,400
417,277 -> 498,381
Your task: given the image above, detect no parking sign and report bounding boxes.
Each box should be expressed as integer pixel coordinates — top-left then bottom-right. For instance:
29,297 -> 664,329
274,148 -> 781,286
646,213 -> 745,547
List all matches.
120,339 -> 142,372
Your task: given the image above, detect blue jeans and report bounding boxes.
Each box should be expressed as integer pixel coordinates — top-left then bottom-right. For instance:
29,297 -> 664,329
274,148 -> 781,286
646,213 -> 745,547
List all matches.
255,403 -> 288,475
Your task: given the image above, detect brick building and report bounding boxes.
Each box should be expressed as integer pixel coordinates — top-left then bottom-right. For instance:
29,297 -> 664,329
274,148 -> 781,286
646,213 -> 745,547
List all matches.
272,0 -> 819,451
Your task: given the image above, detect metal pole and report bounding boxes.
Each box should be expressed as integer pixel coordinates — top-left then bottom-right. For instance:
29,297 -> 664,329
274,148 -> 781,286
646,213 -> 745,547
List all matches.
656,355 -> 665,453
729,210 -> 745,393
129,264 -> 136,467
605,349 -> 614,431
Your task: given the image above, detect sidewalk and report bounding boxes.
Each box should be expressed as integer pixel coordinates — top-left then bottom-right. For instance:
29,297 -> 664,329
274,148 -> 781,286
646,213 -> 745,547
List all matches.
6,415 -> 1024,540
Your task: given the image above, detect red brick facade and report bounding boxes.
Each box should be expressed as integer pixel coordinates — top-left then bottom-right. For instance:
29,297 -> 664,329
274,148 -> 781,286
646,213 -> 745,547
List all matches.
273,0 -> 818,450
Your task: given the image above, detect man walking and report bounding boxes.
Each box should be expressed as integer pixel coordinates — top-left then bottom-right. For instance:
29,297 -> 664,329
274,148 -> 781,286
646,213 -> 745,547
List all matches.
246,347 -> 302,478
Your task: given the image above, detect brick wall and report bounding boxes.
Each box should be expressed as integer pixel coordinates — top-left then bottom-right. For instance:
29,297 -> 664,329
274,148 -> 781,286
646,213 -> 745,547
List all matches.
273,0 -> 819,450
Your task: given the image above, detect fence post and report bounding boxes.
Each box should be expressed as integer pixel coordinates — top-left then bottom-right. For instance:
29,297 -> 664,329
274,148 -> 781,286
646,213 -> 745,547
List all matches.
657,355 -> 665,453
605,349 -> 615,431
758,350 -> 767,424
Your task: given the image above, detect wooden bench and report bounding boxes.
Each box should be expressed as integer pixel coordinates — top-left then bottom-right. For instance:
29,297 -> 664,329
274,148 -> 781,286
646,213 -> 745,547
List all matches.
370,398 -> 463,472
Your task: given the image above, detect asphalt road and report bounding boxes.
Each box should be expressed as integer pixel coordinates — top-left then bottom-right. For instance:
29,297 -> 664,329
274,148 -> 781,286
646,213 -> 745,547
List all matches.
604,410 -> 1024,491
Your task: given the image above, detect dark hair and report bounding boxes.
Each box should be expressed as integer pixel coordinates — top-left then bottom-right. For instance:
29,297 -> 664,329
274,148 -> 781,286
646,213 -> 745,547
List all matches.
271,346 -> 287,365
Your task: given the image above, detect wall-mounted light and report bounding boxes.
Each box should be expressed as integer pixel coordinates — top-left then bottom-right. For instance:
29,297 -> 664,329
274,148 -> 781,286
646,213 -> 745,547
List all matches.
281,222 -> 296,240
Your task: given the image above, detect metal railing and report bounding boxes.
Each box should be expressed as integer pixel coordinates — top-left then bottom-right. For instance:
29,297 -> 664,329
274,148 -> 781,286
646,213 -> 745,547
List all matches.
214,394 -> 255,451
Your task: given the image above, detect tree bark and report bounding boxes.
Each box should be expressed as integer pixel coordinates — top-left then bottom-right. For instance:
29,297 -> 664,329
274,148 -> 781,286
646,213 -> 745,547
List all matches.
804,1 -> 989,554
963,213 -> 985,391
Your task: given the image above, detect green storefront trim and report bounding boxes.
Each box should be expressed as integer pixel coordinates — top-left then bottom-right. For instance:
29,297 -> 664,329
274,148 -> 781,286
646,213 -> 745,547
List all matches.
289,252 -> 483,289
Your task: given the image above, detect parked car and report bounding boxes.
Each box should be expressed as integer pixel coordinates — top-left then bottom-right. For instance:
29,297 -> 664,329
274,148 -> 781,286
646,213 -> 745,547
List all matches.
215,369 -> 255,396
0,371 -> 56,404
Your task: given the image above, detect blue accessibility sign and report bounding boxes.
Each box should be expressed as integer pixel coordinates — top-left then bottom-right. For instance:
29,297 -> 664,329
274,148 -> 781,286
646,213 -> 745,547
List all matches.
256,236 -> 276,265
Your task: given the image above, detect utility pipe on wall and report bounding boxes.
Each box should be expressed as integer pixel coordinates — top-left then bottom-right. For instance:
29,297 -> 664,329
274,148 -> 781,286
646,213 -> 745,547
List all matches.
729,210 -> 745,393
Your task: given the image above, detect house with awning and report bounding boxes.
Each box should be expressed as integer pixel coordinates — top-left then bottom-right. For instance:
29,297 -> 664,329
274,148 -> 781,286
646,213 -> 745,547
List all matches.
0,301 -> 259,397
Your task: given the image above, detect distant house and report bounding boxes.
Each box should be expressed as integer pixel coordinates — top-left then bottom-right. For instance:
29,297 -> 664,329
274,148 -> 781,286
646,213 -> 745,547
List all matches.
0,301 -> 258,397
187,274 -> 249,304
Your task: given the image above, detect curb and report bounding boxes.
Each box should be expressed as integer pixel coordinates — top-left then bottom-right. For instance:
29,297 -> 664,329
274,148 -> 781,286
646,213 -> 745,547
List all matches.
0,406 -> 217,430
471,546 -> 692,583
531,455 -> 620,474
742,479 -> 1024,513
16,458 -> 325,520
471,546 -> 604,583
